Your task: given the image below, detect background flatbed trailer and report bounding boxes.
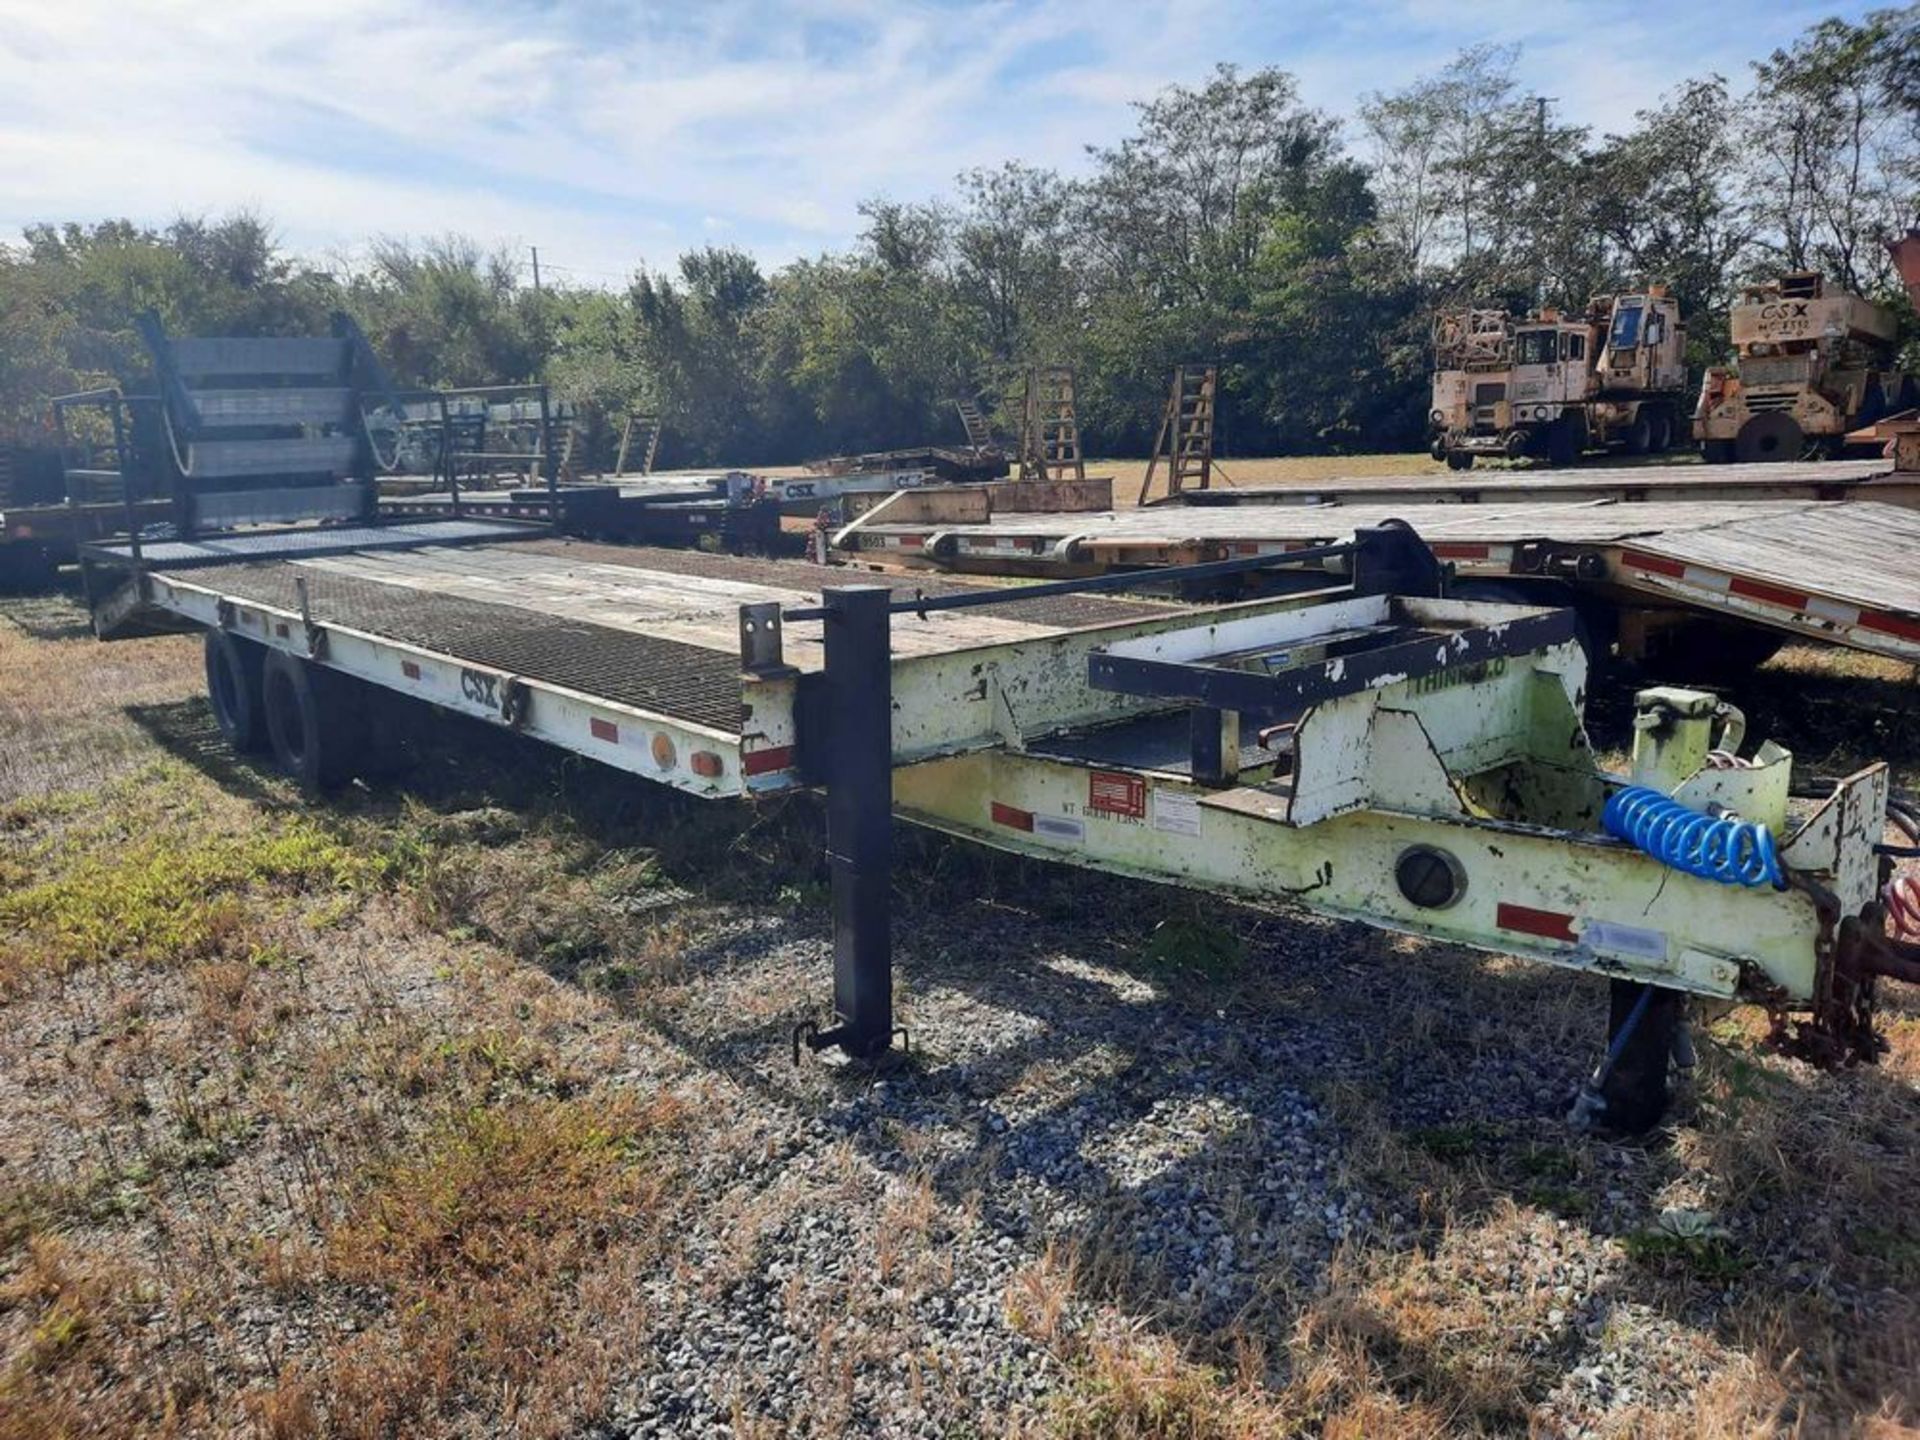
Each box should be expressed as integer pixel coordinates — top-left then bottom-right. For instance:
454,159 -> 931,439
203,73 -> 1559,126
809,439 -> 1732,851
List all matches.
1177,456 -> 1916,508
840,492 -> 1920,667
1,499 -> 172,587
380,471 -> 1115,549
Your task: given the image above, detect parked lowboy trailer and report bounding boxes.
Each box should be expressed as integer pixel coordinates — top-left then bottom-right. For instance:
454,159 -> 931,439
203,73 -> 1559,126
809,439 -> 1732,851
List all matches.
1173,456 -> 1915,509
76,517 -> 1919,1133
836,486 -> 1920,675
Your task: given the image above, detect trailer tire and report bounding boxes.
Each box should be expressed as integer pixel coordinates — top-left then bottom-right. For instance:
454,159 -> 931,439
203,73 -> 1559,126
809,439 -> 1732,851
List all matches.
1546,417 -> 1579,467
204,630 -> 268,754
262,649 -> 364,795
0,543 -> 59,594
1734,413 -> 1802,464
1648,408 -> 1673,453
1596,980 -> 1684,1135
1446,451 -> 1474,471
1641,619 -> 1786,684
1624,411 -> 1654,456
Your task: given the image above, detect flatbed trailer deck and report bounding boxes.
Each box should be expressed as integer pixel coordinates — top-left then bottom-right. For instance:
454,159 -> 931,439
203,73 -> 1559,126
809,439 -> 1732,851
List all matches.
78,517 -> 1920,1129
101,528 -> 1190,797
843,493 -> 1920,666
1182,457 -> 1914,508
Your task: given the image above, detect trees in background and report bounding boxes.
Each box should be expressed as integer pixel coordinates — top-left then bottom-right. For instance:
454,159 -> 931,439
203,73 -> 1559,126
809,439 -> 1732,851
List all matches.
2,10 -> 1914,461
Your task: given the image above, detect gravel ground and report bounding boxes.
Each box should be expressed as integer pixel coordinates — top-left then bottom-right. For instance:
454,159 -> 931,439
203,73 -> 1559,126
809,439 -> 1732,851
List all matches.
546,883 -> 1766,1436
3,597 -> 1914,1437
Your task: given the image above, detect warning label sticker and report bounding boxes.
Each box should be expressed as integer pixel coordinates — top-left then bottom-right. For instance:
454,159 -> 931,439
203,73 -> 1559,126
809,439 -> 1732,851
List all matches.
1581,919 -> 1668,964
1033,814 -> 1086,843
1088,770 -> 1147,819
1152,788 -> 1202,838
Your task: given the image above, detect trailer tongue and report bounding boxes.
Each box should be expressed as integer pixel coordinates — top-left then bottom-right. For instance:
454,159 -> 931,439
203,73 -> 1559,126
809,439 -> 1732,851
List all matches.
77,519 -> 1915,1132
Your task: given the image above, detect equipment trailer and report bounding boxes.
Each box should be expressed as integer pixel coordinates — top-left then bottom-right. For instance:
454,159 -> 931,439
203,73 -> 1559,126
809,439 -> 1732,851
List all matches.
78,519 -> 1918,1132
839,487 -> 1920,672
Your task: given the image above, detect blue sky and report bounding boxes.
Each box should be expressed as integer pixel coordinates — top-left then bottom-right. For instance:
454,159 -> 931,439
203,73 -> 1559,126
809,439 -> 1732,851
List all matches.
0,0 -> 1882,286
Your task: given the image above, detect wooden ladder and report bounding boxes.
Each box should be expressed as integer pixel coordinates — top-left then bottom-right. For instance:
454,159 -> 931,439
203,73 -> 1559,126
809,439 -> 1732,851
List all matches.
954,395 -> 994,449
1138,365 -> 1217,504
1020,366 -> 1084,482
617,414 -> 662,475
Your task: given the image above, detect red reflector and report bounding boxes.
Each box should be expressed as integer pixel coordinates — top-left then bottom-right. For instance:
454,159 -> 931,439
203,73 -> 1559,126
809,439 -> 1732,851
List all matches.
742,745 -> 795,775
1431,542 -> 1490,561
1496,902 -> 1577,943
1860,609 -> 1920,643
401,660 -> 421,681
590,718 -> 619,743
899,535 -> 924,548
690,750 -> 723,777
990,801 -> 1034,831
1728,576 -> 1808,611
1620,548 -> 1686,579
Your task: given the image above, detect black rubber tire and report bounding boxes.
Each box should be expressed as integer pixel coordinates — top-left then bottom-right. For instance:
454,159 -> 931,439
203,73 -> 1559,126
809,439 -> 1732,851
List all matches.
0,543 -> 59,594
1701,439 -> 1735,465
1639,619 -> 1787,685
1624,411 -> 1654,456
1597,980 -> 1684,1135
1546,417 -> 1578,467
204,630 -> 268,754
261,649 -> 364,794
1446,451 -> 1475,471
1734,413 -> 1802,464
1648,408 -> 1673,453
1857,378 -> 1888,429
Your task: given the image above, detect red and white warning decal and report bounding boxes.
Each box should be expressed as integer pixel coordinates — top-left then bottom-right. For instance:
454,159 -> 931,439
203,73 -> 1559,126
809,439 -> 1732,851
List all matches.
1088,770 -> 1146,819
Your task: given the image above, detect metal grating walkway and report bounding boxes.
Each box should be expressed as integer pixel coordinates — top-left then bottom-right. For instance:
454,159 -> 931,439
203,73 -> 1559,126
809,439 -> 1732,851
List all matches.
170,541 -> 1176,735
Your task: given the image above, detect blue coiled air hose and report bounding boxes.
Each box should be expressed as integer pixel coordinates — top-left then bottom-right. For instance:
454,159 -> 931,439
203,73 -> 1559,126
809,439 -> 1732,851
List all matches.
1602,786 -> 1784,889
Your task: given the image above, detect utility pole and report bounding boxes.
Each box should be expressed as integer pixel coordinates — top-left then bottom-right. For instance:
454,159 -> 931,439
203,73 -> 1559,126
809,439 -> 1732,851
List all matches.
530,245 -> 543,297
1530,98 -> 1558,310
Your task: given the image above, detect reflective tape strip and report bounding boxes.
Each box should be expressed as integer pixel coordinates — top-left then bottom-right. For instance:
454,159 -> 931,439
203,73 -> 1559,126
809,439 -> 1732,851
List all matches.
1729,575 -> 1809,611
1496,902 -> 1577,944
990,801 -> 1034,831
1860,609 -> 1920,643
1620,548 -> 1685,579
741,745 -> 794,775
590,718 -> 619,743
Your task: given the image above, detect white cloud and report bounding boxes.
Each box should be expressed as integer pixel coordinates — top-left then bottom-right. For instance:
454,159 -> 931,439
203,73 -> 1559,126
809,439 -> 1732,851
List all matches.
0,0 -> 1882,283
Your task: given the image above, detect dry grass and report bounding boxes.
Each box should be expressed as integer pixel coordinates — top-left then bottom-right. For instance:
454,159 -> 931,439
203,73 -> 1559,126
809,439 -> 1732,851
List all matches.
255,1090 -> 685,1439
1,588 -> 1917,1438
